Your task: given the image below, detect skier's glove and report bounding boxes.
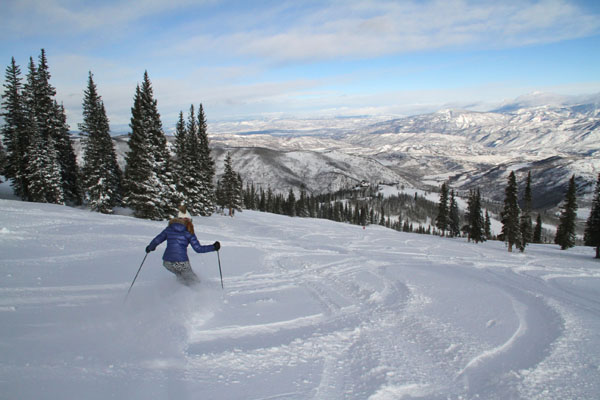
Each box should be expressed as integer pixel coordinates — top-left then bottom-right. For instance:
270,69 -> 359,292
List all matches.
213,241 -> 221,251
145,246 -> 152,253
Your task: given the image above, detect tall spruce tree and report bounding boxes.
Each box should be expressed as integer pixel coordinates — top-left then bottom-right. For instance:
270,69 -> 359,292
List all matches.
449,189 -> 461,237
218,153 -> 243,216
435,182 -> 449,236
501,171 -> 521,252
584,173 -> 600,258
196,104 -> 215,215
26,125 -> 64,204
141,71 -> 176,216
31,50 -> 81,204
533,213 -> 543,243
555,175 -> 578,250
79,72 -> 122,213
173,104 -> 215,215
518,171 -> 533,252
123,72 -> 177,219
123,85 -> 163,220
53,101 -> 82,204
1,57 -> 31,200
0,138 -> 5,181
466,188 -> 485,243
484,210 -> 492,239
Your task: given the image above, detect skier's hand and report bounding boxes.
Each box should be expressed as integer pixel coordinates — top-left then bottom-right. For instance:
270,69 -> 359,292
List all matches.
213,241 -> 221,251
145,246 -> 152,253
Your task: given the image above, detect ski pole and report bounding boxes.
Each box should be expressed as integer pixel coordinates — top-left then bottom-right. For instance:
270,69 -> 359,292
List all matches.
217,250 -> 224,289
126,252 -> 148,299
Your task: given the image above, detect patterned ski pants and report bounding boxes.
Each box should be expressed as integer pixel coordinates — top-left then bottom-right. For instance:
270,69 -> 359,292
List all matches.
163,260 -> 199,285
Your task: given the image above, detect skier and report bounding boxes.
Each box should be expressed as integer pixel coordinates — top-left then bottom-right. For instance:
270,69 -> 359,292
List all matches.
145,205 -> 221,285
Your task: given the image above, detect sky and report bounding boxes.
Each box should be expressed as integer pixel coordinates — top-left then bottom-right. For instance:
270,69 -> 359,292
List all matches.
1,0 -> 600,133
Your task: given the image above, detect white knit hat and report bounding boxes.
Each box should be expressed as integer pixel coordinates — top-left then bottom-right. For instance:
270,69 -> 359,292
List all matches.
177,205 -> 192,220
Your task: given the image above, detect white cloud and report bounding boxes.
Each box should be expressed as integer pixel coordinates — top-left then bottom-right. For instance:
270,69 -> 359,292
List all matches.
199,0 -> 600,62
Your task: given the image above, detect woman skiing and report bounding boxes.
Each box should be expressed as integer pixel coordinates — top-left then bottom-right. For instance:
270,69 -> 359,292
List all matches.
146,205 -> 220,285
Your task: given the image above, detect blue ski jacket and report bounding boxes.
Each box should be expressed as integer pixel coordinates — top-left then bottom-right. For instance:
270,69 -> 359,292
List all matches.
147,220 -> 216,262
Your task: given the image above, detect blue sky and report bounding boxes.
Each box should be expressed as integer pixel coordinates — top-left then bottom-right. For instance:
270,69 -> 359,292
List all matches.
1,0 -> 600,132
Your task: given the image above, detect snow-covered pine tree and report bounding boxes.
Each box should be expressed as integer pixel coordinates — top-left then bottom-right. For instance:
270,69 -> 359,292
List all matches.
484,210 -> 492,239
172,110 -> 187,197
449,189 -> 460,237
220,152 -> 243,216
518,171 -> 533,252
1,57 -> 31,200
196,104 -> 215,215
123,85 -> 164,220
79,72 -> 122,213
533,213 -> 543,243
0,138 -> 5,182
435,182 -> 449,236
555,175 -> 578,250
466,188 -> 485,243
123,72 -> 176,220
501,171 -> 521,252
584,173 -> 600,258
32,50 -> 82,204
26,123 -> 64,204
286,189 -> 296,217
297,186 -> 309,218
179,105 -> 207,215
53,101 -> 82,204
139,71 -> 176,218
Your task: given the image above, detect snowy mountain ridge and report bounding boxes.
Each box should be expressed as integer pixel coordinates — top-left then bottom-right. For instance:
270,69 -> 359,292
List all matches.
207,97 -> 599,209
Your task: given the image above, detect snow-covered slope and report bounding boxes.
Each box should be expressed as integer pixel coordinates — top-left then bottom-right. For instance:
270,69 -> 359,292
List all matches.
1,200 -> 599,399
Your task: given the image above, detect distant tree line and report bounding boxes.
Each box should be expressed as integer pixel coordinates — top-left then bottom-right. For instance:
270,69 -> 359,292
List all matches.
239,182 -> 440,235
433,170 -> 600,257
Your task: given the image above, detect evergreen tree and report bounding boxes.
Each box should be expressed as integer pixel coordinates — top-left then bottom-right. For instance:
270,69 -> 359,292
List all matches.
533,213 -> 543,243
26,126 -> 64,204
448,189 -> 461,237
172,110 -> 187,201
141,71 -> 176,216
555,175 -> 578,250
296,186 -> 309,217
0,138 -> 5,181
286,189 -> 296,217
435,182 -> 449,236
79,72 -> 122,213
219,152 -> 243,216
196,104 -> 215,215
584,173 -> 600,258
174,104 -> 215,215
123,72 -> 177,219
484,210 -> 492,239
123,85 -> 163,220
466,188 -> 485,243
1,57 -> 31,200
32,50 -> 82,204
501,171 -> 521,252
518,171 -> 533,252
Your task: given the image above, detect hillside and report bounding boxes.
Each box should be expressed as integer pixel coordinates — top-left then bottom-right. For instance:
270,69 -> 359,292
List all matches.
1,199 -> 599,399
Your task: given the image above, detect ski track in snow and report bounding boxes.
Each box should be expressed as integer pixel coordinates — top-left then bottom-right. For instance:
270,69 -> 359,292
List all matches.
1,199 -> 599,399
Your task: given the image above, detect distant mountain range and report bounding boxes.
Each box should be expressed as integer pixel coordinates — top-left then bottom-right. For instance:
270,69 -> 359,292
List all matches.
76,92 -> 600,211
